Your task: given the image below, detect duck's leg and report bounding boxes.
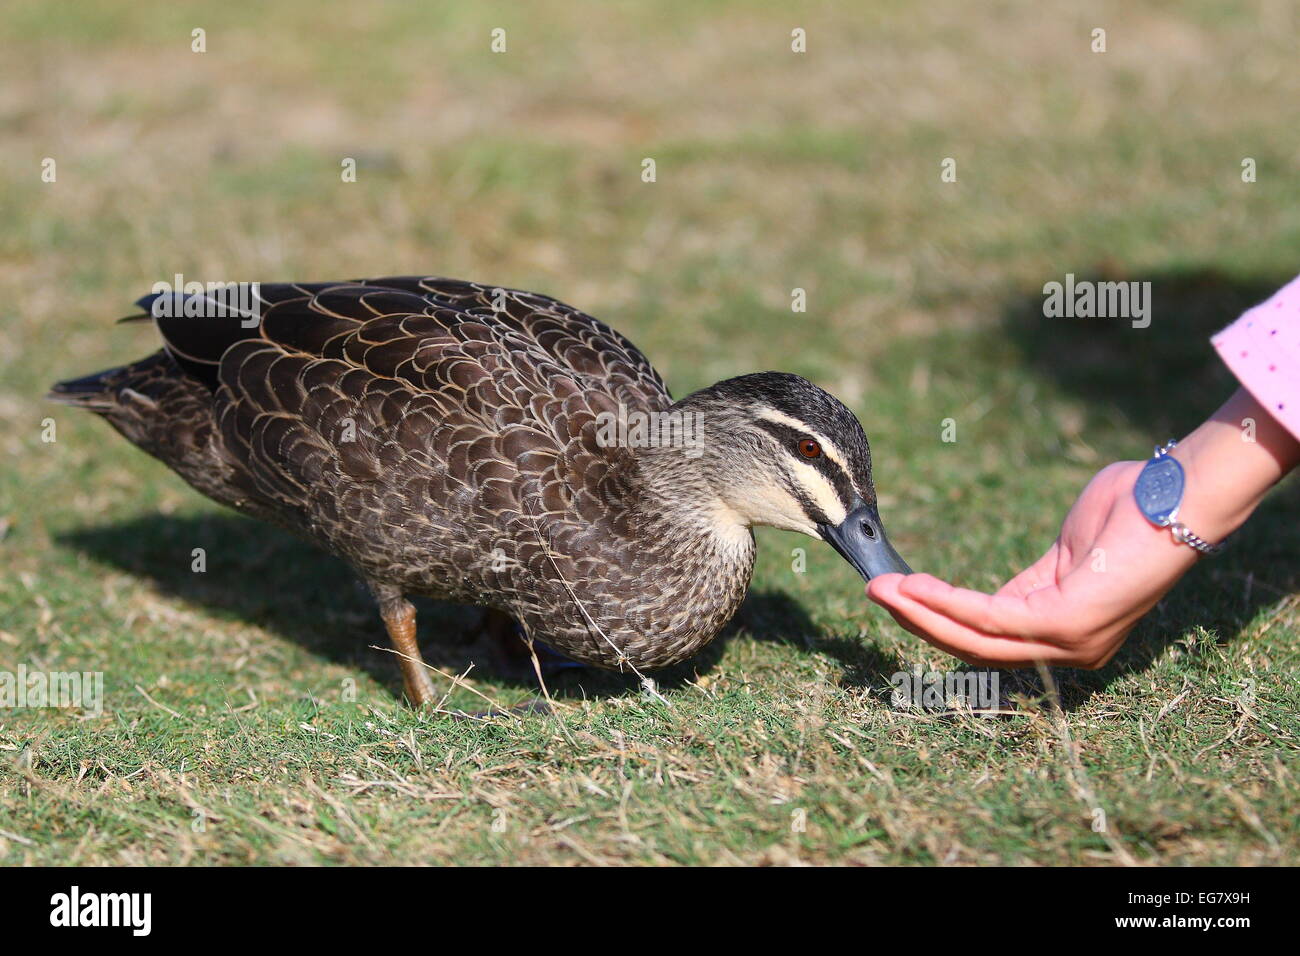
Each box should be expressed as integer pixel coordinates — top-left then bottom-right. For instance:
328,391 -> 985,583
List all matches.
371,584 -> 436,707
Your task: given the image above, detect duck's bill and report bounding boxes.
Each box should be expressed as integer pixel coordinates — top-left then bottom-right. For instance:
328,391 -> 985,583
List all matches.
818,502 -> 912,582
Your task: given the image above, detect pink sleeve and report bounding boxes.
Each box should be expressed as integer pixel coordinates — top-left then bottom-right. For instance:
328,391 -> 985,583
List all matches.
1211,275 -> 1300,441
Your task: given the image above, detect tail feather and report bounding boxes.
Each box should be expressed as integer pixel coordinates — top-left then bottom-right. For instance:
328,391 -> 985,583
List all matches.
48,351 -> 179,414
47,369 -> 124,410
49,351 -> 227,505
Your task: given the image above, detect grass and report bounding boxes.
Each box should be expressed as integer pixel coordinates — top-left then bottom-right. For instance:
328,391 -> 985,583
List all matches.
1,0 -> 1298,864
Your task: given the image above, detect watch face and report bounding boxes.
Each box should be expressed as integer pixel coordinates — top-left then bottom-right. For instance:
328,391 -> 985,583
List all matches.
1134,455 -> 1183,527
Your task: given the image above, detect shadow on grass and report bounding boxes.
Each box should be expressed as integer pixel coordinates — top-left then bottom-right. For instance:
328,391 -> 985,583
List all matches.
737,589 -> 904,690
1002,267 -> 1283,437
533,587 -> 901,698
60,513 -> 453,699
60,514 -> 887,702
1000,267 -> 1300,708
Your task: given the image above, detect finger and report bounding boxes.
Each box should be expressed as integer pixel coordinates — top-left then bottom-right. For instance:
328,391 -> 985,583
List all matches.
879,604 -> 1003,668
871,576 -> 1078,665
866,573 -> 907,603
898,573 -> 1079,640
887,593 -> 1074,666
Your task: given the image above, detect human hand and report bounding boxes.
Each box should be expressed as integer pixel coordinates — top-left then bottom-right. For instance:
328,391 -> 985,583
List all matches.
867,389 -> 1300,669
866,460 -> 1195,668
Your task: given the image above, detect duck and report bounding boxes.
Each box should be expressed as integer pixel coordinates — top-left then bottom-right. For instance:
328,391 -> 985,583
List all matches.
50,276 -> 911,705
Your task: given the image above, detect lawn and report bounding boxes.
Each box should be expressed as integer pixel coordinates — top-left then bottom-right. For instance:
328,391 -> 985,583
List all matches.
0,0 -> 1297,865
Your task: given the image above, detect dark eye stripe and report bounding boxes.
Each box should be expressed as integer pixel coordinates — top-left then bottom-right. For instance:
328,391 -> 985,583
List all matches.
755,420 -> 856,512
781,464 -> 830,525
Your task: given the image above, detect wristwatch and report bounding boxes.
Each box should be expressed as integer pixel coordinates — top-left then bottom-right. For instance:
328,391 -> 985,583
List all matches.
1132,440 -> 1223,556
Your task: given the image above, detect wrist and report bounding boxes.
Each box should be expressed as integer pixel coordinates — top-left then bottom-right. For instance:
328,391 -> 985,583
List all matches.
1168,388 -> 1300,542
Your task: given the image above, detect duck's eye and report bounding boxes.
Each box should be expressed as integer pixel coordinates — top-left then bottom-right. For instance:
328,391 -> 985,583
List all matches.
798,439 -> 821,459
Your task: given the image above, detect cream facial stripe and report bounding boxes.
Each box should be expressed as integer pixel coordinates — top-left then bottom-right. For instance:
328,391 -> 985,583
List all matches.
754,408 -> 856,525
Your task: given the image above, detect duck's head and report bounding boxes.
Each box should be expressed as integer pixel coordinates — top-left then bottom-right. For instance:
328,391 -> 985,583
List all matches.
666,371 -> 913,581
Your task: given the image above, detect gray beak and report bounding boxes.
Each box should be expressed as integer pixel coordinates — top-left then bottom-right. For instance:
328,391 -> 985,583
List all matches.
818,501 -> 912,582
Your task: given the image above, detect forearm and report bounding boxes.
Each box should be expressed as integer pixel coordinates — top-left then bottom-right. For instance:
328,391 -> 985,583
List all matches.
1170,387 -> 1300,543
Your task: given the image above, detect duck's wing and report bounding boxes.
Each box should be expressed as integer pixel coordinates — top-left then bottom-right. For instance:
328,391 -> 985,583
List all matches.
134,281 -> 356,388
141,276 -> 671,409
161,283 -> 649,566
355,276 -> 671,408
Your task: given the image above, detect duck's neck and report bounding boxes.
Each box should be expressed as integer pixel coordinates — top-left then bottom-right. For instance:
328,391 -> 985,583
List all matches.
630,444 -> 755,561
